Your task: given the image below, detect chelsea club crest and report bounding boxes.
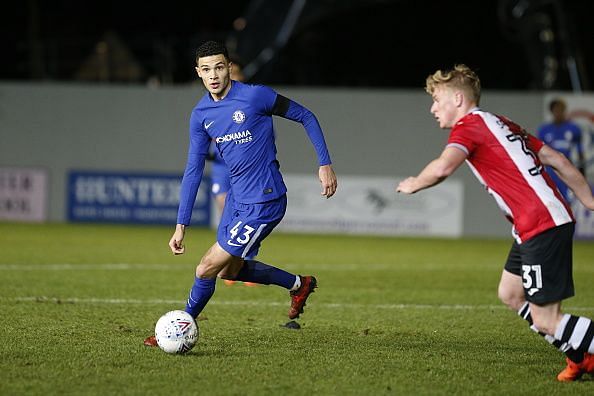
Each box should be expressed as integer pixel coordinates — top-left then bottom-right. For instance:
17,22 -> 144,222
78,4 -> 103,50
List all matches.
232,110 -> 246,124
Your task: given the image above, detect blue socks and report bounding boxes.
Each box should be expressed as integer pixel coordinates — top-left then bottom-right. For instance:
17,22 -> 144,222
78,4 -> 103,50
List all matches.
184,277 -> 216,318
184,261 -> 298,318
234,260 -> 297,290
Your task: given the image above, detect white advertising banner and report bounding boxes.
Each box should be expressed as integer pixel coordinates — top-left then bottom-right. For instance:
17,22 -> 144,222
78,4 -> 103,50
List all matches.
279,174 -> 463,237
0,167 -> 48,222
543,93 -> 594,238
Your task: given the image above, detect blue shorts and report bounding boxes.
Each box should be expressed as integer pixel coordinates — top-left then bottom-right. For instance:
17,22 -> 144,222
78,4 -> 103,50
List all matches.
217,192 -> 287,258
211,163 -> 231,196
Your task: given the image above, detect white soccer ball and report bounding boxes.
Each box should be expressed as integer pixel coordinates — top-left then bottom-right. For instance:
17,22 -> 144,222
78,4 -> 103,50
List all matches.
154,310 -> 199,354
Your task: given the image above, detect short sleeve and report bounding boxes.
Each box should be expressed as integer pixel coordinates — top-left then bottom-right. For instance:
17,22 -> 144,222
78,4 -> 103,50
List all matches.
447,119 -> 482,156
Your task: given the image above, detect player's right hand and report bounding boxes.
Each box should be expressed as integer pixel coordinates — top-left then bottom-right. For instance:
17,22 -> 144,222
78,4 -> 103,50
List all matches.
169,224 -> 186,255
396,177 -> 417,194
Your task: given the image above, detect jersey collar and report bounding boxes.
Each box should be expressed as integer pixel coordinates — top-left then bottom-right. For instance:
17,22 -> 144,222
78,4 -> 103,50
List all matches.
208,80 -> 238,102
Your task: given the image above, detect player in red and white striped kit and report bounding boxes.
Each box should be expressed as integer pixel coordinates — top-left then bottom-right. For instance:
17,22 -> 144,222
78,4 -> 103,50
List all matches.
397,64 -> 594,382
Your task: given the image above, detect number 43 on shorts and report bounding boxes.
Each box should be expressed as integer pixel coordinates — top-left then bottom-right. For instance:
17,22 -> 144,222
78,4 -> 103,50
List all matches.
228,221 -> 255,246
522,264 -> 543,296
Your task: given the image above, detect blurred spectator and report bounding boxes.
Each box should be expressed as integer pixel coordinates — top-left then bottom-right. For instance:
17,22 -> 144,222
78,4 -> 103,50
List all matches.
537,98 -> 585,200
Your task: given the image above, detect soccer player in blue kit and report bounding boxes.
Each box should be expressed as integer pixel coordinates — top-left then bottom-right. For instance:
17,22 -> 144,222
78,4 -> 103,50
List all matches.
145,41 -> 337,347
537,98 -> 585,201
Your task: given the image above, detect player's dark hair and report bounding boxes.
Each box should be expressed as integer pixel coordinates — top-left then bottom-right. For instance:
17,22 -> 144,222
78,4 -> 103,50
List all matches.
549,98 -> 566,112
195,41 -> 229,63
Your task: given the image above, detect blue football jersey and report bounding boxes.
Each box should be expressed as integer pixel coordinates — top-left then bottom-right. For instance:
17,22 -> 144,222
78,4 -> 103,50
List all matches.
537,121 -> 582,159
537,120 -> 583,200
177,81 -> 331,225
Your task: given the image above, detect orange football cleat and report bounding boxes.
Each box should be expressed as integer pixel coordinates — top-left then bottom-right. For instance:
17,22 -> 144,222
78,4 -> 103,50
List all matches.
557,353 -> 594,382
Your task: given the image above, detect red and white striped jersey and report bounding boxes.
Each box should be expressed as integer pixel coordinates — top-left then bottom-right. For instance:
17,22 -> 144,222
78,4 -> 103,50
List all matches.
447,109 -> 574,243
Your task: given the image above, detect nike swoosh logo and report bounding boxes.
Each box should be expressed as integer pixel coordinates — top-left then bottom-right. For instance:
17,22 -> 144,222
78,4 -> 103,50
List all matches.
205,121 -> 214,130
227,240 -> 242,247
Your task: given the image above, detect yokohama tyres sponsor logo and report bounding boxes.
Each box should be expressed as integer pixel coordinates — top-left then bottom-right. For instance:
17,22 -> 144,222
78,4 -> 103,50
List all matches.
215,130 -> 252,144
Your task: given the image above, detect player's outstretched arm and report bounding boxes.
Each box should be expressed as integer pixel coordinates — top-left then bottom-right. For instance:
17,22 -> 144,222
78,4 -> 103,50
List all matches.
397,147 -> 466,194
538,145 -> 594,210
319,164 -> 337,198
169,224 -> 186,255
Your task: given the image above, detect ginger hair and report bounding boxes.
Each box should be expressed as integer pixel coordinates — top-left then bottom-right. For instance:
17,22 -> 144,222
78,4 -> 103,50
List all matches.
425,64 -> 481,105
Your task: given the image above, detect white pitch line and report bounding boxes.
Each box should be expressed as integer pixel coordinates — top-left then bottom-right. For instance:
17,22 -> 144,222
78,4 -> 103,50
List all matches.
0,264 -> 185,271
4,296 -> 594,312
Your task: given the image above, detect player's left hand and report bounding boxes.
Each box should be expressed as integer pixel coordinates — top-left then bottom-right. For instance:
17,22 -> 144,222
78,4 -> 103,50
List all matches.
319,165 -> 337,198
396,177 -> 417,194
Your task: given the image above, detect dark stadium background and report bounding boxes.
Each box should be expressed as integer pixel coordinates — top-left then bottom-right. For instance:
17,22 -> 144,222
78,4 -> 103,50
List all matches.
2,0 -> 594,91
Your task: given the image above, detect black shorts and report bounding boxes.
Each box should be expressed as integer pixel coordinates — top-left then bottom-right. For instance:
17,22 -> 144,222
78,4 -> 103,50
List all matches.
504,222 -> 575,305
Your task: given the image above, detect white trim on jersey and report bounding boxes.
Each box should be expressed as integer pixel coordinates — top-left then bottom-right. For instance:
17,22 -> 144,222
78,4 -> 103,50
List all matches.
446,143 -> 469,155
476,111 -> 573,227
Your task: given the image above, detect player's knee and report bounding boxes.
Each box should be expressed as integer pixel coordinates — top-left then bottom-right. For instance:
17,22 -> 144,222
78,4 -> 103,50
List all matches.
195,256 -> 219,278
497,286 -> 524,311
195,266 -> 213,278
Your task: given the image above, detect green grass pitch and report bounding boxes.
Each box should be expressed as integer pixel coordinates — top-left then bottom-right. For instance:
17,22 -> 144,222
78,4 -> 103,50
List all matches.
1,222 -> 593,395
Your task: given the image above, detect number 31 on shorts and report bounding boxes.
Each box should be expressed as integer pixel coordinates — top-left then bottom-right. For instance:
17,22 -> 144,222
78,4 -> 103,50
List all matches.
522,264 -> 543,296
